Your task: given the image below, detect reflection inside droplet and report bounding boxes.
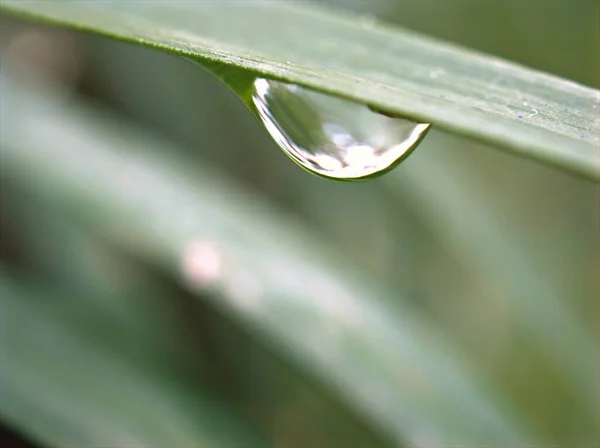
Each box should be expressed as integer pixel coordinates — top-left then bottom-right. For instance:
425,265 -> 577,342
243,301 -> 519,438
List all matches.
251,78 -> 431,180
323,123 -> 353,147
312,154 -> 344,171
344,145 -> 376,167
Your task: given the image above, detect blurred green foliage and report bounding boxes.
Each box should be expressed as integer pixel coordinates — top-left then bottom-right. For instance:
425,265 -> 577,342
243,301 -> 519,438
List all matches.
0,1 -> 598,447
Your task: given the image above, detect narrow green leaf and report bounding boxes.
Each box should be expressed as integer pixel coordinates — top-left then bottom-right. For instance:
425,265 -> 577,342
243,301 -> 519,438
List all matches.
1,0 -> 598,179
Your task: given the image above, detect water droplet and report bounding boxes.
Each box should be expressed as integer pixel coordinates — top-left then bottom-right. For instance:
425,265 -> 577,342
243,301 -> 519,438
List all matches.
251,78 -> 431,180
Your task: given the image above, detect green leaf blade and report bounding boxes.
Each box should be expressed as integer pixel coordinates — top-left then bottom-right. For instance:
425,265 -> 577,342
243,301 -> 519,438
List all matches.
1,0 -> 598,179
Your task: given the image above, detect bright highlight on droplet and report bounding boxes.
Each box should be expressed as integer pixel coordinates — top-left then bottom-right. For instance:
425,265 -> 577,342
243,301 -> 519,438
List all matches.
251,78 -> 431,180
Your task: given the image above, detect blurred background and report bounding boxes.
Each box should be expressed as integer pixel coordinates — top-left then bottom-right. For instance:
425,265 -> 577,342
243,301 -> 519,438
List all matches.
0,1 -> 598,447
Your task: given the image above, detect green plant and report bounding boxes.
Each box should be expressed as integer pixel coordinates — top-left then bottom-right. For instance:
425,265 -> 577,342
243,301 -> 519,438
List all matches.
0,1 -> 598,447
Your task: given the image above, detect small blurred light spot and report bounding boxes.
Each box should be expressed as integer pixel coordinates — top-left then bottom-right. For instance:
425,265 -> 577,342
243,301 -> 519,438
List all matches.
314,279 -> 361,327
181,240 -> 223,287
428,68 -> 446,79
358,14 -> 377,28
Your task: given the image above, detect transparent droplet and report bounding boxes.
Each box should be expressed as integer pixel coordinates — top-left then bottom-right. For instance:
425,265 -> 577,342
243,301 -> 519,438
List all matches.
251,78 -> 431,180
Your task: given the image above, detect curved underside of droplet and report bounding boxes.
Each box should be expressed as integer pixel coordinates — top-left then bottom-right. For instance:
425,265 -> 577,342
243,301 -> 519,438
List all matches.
252,78 -> 431,181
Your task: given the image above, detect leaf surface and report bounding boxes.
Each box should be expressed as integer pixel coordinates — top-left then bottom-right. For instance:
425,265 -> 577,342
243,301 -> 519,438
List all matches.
1,0 -> 598,179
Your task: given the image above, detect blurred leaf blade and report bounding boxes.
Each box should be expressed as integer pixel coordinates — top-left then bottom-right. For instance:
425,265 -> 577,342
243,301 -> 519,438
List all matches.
0,0 -> 598,179
0,273 -> 270,448
386,144 -> 598,416
1,190 -> 397,448
0,78 -> 537,445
